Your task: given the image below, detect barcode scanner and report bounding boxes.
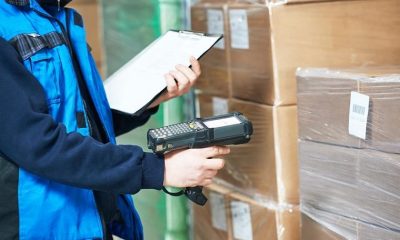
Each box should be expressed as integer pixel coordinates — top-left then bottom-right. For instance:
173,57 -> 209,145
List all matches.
147,112 -> 253,206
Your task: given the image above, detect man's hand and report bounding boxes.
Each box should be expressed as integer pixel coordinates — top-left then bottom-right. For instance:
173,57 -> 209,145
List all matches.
163,146 -> 230,187
148,56 -> 201,109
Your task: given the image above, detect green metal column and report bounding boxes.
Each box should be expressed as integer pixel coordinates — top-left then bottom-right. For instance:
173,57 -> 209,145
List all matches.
159,0 -> 189,240
102,1 -> 167,239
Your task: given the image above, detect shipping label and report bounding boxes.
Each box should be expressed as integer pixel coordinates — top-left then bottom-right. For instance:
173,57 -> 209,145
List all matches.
231,201 -> 253,240
229,9 -> 249,49
348,91 -> 370,139
207,9 -> 225,49
210,192 -> 227,231
212,97 -> 229,115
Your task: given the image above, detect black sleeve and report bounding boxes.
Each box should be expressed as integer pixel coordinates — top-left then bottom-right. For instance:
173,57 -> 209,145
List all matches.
112,106 -> 159,137
0,37 -> 164,194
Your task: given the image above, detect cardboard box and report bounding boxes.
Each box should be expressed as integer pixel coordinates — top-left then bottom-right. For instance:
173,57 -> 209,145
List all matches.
196,93 -> 230,117
297,67 -> 400,154
70,0 -> 104,64
193,184 -> 232,240
228,193 -> 300,240
191,3 -> 231,97
301,213 -> 345,240
299,140 -> 400,232
228,0 -> 400,105
216,99 -> 298,204
302,210 -> 400,240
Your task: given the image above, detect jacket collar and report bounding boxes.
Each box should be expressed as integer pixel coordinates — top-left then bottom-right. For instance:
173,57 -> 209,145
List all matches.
6,0 -> 72,8
5,0 -> 30,7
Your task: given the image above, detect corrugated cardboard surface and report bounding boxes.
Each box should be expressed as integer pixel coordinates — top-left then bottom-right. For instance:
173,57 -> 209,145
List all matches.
299,140 -> 400,233
191,3 -> 231,98
297,67 -> 400,154
228,0 -> 400,105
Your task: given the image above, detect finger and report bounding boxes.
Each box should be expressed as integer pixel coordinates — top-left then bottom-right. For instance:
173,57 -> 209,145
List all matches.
203,158 -> 225,170
169,70 -> 190,91
164,73 -> 178,95
200,179 -> 213,186
190,56 -> 201,77
201,146 -> 231,158
175,64 -> 197,84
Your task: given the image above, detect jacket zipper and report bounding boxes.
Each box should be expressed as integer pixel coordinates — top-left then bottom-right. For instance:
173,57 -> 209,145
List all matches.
33,8 -> 108,239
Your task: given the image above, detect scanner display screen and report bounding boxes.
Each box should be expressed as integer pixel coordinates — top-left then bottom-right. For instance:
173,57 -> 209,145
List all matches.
203,116 -> 241,128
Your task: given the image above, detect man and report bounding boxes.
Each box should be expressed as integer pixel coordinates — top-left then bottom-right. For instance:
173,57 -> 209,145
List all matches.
0,0 -> 229,239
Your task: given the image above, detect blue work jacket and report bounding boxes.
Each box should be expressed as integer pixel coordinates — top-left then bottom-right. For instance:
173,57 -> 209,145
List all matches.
0,0 -> 165,239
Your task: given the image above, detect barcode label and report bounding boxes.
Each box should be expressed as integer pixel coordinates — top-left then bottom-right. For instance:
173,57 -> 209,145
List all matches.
231,201 -> 253,240
348,91 -> 370,139
210,192 -> 227,231
207,9 -> 224,49
352,104 -> 365,115
212,97 -> 228,115
229,9 -> 249,49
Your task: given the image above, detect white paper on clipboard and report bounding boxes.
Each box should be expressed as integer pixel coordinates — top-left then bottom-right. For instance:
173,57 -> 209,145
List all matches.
104,30 -> 222,115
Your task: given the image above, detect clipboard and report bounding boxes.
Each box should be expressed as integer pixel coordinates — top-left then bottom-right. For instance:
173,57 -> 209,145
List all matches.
104,30 -> 223,115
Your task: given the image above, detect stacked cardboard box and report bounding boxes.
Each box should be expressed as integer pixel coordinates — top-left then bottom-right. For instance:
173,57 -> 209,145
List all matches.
192,184 -> 300,240
191,3 -> 231,97
297,67 -> 400,239
192,0 -> 400,239
192,185 -> 233,240
70,0 -> 105,77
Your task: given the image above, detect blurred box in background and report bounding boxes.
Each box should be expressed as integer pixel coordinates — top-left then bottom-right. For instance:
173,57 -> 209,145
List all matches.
196,92 -> 230,117
228,192 -> 300,240
192,185 -> 232,240
191,3 -> 231,97
70,0 -> 104,77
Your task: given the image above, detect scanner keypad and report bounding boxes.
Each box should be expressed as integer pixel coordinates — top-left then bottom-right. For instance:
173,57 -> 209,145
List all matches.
152,122 -> 203,138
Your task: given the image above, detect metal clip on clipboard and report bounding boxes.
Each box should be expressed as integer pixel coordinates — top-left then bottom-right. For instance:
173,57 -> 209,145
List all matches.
178,30 -> 205,40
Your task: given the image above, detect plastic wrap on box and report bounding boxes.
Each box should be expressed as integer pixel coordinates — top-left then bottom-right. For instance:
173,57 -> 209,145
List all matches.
302,209 -> 400,240
301,213 -> 346,240
299,140 -> 400,235
228,0 -> 400,106
191,3 -> 231,97
297,67 -> 400,154
214,98 -> 299,204
228,192 -> 300,240
193,185 -> 300,240
192,184 -> 232,240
